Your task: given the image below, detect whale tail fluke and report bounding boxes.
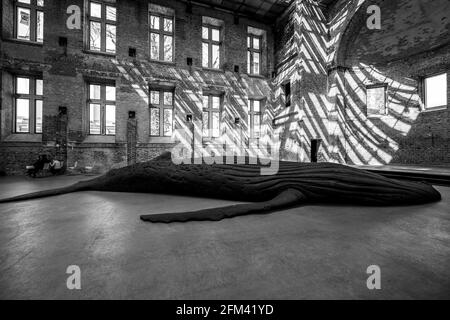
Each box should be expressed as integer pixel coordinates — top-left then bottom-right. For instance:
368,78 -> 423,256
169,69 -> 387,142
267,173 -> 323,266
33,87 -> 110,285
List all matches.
140,188 -> 306,223
0,181 -> 90,204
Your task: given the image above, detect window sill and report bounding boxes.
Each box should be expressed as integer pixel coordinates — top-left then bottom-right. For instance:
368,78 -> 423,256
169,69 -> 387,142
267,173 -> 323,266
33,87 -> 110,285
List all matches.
202,67 -> 224,73
83,49 -> 116,57
246,73 -> 267,79
149,59 -> 176,66
421,106 -> 447,113
83,135 -> 116,143
3,38 -> 43,47
3,133 -> 42,143
149,136 -> 173,143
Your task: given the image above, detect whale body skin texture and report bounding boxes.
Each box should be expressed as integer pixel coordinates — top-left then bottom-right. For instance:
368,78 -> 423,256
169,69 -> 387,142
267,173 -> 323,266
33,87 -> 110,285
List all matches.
0,153 -> 441,223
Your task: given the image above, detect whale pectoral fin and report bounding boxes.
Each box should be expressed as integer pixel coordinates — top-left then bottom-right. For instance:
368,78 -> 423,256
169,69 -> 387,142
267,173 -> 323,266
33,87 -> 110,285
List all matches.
140,188 -> 306,223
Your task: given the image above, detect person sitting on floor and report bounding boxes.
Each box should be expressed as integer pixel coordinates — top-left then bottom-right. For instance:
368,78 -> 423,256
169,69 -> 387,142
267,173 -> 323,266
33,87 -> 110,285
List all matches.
49,159 -> 63,175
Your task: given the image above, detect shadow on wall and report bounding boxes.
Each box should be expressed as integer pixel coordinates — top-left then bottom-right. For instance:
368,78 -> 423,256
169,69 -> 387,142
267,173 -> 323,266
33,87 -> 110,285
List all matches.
110,58 -> 285,161
299,0 -> 449,165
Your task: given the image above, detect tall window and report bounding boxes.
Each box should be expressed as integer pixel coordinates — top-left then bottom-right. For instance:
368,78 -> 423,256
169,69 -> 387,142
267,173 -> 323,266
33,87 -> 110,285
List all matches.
366,84 -> 387,117
424,73 -> 447,109
150,90 -> 173,137
202,25 -> 221,69
202,95 -> 220,138
88,83 -> 116,135
149,14 -> 174,62
248,100 -> 262,139
15,0 -> 44,43
14,76 -> 43,133
88,1 -> 116,53
247,34 -> 261,75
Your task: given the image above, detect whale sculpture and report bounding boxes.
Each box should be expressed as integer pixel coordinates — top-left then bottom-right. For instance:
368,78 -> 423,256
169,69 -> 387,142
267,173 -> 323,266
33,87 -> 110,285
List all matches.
0,153 -> 441,223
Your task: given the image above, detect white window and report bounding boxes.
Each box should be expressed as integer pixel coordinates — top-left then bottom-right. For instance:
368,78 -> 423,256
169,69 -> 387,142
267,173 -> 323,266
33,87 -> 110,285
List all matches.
15,0 -> 44,43
88,1 -> 116,53
247,34 -> 261,75
202,25 -> 221,69
424,73 -> 447,109
150,90 -> 174,137
88,83 -> 116,135
202,95 -> 220,138
248,99 -> 262,139
149,14 -> 174,62
14,76 -> 43,133
366,84 -> 387,117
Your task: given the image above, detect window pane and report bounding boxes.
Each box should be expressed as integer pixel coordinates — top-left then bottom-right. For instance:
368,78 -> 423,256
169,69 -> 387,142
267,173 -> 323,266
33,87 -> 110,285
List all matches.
253,100 -> 260,112
150,33 -> 160,60
106,24 -> 116,53
212,96 -> 220,109
253,37 -> 260,50
105,104 -> 116,135
90,2 -> 102,18
202,26 -> 209,39
367,86 -> 386,116
212,44 -> 220,69
212,112 -> 220,138
253,114 -> 261,138
163,18 -> 173,32
37,11 -> 44,43
247,36 -> 250,48
150,15 -> 160,30
36,79 -> 43,95
89,103 -> 101,134
16,77 -> 30,94
90,84 -> 101,99
35,100 -> 43,133
16,99 -> 30,133
17,7 -> 31,41
106,6 -> 116,21
150,91 -> 160,105
37,0 -> 44,6
247,51 -> 251,74
90,21 -> 101,51
202,111 -> 209,137
253,52 -> 260,74
163,109 -> 173,137
163,92 -> 173,105
106,86 -> 116,101
163,35 -> 173,61
425,73 -> 447,109
203,96 -> 209,109
212,29 -> 220,42
202,43 -> 209,68
18,0 -> 31,3
150,108 -> 160,135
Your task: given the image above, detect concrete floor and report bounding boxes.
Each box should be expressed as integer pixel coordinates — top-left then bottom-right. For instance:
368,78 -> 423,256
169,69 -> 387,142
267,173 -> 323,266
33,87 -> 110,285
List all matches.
0,175 -> 449,299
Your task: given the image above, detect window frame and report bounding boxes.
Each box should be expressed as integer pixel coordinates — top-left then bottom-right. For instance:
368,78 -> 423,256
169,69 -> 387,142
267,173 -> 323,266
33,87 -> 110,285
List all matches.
149,13 -> 174,62
366,83 -> 388,117
247,34 -> 262,75
423,72 -> 448,110
202,94 -> 221,139
13,75 -> 43,134
87,1 -> 117,54
149,89 -> 174,137
202,24 -> 221,69
87,83 -> 116,136
248,99 -> 262,139
14,0 -> 44,43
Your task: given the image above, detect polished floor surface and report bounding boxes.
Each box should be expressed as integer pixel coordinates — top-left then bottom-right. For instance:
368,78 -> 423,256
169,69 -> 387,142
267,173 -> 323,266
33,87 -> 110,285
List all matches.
0,175 -> 449,299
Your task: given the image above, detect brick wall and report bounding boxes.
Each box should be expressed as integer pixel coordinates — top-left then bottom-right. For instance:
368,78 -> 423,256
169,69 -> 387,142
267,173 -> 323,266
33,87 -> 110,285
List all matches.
1,0 -> 449,175
0,0 -> 278,174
